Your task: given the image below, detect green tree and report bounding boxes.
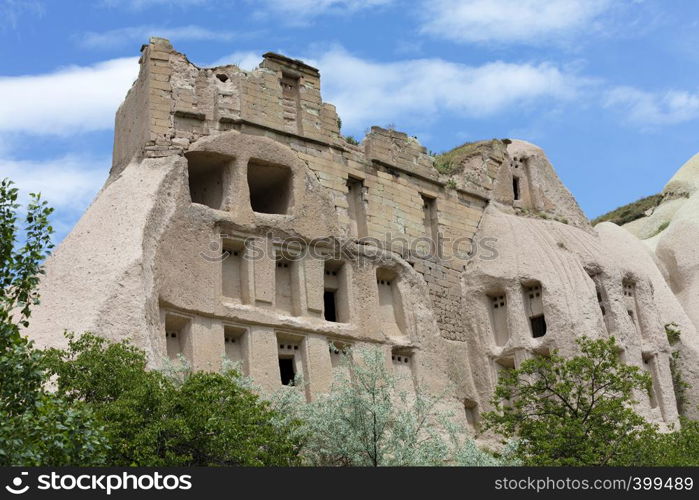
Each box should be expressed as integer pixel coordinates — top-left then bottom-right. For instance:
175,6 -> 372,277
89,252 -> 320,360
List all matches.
0,178 -> 108,465
632,418 -> 699,466
271,345 -> 508,466
483,336 -> 656,466
43,332 -> 302,466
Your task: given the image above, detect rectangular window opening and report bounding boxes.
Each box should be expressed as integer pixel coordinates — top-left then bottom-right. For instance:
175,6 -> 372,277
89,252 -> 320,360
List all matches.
377,269 -> 406,336
392,348 -> 416,394
488,293 -> 510,346
346,176 -> 368,238
324,260 -> 349,323
222,241 -> 244,301
420,193 -> 439,244
223,325 -> 246,367
524,282 -> 546,338
323,290 -> 337,322
513,176 -> 521,201
278,356 -> 296,386
280,73 -> 302,134
164,313 -> 191,362
642,354 -> 659,409
275,256 -> 295,314
530,315 -> 547,338
464,399 -> 480,431
248,160 -> 292,214
186,152 -> 229,209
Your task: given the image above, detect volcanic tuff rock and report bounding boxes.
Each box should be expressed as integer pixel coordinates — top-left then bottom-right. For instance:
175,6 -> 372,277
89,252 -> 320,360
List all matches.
24,38 -> 699,430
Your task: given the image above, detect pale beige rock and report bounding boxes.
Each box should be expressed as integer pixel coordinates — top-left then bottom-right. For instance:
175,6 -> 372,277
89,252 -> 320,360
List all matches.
619,152 -> 699,342
25,38 -> 698,432
597,221 -> 699,419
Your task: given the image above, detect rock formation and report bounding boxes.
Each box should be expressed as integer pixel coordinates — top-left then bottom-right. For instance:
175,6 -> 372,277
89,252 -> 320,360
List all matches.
24,38 -> 699,429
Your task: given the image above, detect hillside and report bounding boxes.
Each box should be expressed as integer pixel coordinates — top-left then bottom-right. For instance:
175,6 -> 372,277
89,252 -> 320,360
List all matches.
591,193 -> 663,226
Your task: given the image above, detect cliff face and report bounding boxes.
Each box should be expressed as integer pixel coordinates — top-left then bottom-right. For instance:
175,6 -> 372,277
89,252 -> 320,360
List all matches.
24,38 -> 698,430
618,153 -> 699,332
607,153 -> 699,417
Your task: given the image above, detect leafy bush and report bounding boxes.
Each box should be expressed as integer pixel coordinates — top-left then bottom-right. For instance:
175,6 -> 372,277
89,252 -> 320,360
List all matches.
631,418 -> 699,466
0,178 -> 108,466
483,337 -> 657,466
270,345 -> 509,466
43,333 -> 302,466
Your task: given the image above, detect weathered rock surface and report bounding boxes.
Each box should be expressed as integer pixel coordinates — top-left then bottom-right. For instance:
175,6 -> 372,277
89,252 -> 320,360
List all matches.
24,38 -> 699,431
619,153 -> 699,337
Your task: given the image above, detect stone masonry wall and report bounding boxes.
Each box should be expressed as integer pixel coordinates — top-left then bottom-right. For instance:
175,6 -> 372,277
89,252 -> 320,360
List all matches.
112,38 -> 490,344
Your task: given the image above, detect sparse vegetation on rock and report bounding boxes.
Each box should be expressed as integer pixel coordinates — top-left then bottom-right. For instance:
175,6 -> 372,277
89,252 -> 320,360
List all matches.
592,193 -> 663,226
269,345 -> 510,466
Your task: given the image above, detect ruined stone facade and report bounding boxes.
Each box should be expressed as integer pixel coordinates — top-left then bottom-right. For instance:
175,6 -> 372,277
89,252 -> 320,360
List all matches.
26,38 -> 699,429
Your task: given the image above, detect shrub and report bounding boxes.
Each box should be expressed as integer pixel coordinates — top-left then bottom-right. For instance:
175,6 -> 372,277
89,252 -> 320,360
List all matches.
0,178 -> 108,465
269,345 -> 508,466
43,333 -> 302,466
483,337 -> 657,466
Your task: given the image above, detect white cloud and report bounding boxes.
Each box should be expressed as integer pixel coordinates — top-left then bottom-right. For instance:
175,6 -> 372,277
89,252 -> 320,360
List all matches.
308,48 -> 582,132
252,0 -> 392,24
605,86 -> 699,127
0,154 -> 108,238
209,51 -> 263,70
78,25 -> 236,49
0,0 -> 43,30
102,0 -> 391,17
102,0 -> 207,9
420,0 -> 611,45
0,57 -> 139,135
1,155 -> 107,210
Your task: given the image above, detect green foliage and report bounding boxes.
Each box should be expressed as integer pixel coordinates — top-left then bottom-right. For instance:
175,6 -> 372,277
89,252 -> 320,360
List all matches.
336,117 -> 342,131
445,179 -> 457,190
665,323 -> 689,414
615,414 -> 699,466
483,337 -> 657,466
665,322 -> 681,345
344,135 -> 360,145
591,193 -> 663,226
669,351 -> 689,415
650,220 -> 670,237
631,418 -> 699,466
517,208 -> 570,225
270,345 -> 509,466
0,390 -> 107,466
43,333 -> 302,466
431,139 -> 507,175
0,178 -> 54,332
0,178 -> 108,465
434,157 -> 456,174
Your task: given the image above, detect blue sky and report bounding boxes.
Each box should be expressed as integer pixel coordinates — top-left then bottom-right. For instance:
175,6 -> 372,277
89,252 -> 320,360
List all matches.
1,0 -> 698,243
